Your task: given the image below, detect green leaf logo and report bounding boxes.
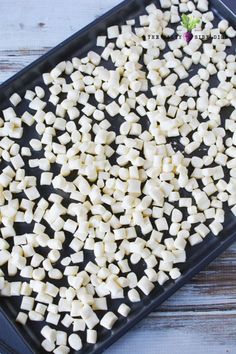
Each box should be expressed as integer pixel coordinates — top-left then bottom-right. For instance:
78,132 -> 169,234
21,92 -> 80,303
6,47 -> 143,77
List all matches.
181,14 -> 200,31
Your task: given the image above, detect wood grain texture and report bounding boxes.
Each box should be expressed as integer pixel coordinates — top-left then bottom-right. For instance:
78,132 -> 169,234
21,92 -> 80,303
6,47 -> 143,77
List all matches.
0,0 -> 236,353
0,0 -> 121,83
107,244 -> 236,354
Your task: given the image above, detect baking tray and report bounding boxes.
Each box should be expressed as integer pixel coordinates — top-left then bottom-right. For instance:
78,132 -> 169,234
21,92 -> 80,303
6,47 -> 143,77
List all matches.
0,0 -> 236,353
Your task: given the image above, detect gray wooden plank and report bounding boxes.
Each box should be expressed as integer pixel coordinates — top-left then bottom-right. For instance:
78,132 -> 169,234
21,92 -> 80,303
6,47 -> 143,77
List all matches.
0,0 -> 121,82
105,244 -> 236,353
0,0 -> 121,51
0,50 -> 48,83
105,309 -> 236,354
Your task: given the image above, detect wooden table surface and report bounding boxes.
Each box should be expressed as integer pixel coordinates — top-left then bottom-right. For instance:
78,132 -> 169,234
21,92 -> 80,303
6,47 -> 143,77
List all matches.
0,1 -> 236,353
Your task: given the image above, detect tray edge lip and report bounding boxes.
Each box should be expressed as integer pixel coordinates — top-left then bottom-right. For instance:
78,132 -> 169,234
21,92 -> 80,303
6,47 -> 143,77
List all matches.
0,0 -> 133,92
92,230 -> 236,354
0,1 -> 134,353
211,0 -> 236,20
2,229 -> 235,354
0,0 -> 236,353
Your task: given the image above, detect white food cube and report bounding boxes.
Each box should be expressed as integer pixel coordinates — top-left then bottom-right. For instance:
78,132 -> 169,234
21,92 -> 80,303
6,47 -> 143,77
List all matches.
100,312 -> 118,330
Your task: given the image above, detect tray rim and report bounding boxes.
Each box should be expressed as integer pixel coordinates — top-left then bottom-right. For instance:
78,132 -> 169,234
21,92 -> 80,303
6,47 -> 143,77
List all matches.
0,0 -> 236,353
0,0 -> 133,92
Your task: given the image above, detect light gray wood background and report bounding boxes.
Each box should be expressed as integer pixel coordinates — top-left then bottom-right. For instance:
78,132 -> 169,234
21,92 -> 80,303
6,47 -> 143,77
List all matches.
0,1 -> 236,353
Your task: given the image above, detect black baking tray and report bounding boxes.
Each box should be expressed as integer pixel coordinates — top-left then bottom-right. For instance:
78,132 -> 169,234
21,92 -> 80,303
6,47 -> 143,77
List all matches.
0,0 -> 236,353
